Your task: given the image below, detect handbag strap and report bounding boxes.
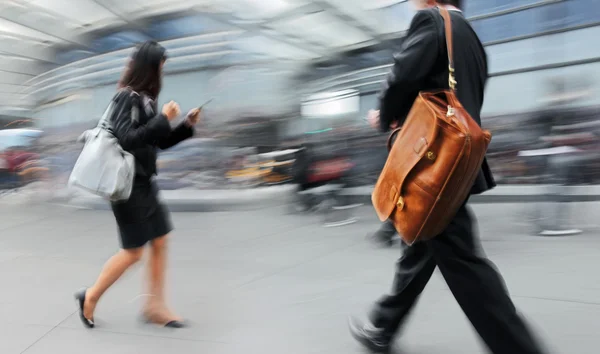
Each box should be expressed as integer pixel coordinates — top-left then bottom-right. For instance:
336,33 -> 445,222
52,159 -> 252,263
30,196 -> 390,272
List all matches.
438,6 -> 457,91
96,102 -> 115,130
96,88 -> 139,130
123,87 -> 140,124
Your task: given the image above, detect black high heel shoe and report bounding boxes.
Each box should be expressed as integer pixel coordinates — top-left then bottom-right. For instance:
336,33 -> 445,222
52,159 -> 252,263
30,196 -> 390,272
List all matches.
74,288 -> 95,328
163,319 -> 187,328
141,313 -> 187,328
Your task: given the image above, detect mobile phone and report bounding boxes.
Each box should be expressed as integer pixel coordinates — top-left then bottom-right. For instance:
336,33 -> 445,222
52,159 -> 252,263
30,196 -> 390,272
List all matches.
198,98 -> 213,109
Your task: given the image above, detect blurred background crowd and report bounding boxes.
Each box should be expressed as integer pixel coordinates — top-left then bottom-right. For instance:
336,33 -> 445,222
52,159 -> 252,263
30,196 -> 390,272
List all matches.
1,0 -> 599,197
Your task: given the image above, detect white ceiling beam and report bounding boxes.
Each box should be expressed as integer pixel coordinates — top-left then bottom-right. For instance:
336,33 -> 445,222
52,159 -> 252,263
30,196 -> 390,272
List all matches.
0,31 -> 56,63
0,54 -> 45,76
0,0 -> 88,46
0,83 -> 29,94
193,7 -> 328,57
28,50 -> 240,97
0,92 -> 30,102
0,107 -> 32,116
0,96 -> 33,108
0,71 -> 40,86
313,0 -> 387,39
89,0 -> 153,36
264,3 -> 325,23
28,30 -> 242,86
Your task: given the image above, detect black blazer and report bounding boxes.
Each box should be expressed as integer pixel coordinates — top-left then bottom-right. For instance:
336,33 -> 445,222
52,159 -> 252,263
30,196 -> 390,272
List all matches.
111,90 -> 194,179
378,8 -> 495,194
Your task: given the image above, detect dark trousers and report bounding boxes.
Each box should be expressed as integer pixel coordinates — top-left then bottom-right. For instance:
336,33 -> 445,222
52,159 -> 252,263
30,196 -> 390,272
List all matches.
370,203 -> 545,354
376,219 -> 396,238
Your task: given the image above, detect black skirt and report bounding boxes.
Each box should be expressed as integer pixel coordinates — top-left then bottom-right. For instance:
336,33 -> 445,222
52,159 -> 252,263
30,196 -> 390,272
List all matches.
111,178 -> 173,249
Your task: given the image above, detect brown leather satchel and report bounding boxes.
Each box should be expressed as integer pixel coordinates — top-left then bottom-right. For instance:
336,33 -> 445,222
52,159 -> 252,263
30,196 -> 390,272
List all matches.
372,7 -> 492,245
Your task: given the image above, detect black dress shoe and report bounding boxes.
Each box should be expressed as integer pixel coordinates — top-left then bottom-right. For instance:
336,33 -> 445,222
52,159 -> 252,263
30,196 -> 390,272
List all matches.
74,288 -> 95,329
348,316 -> 391,353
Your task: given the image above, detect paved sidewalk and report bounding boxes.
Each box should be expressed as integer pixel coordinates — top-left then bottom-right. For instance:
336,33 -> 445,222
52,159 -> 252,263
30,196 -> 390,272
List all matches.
0,203 -> 599,353
51,184 -> 600,212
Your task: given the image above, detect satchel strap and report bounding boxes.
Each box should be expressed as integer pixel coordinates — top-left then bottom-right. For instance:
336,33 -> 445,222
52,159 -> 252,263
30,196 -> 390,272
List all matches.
438,6 -> 457,91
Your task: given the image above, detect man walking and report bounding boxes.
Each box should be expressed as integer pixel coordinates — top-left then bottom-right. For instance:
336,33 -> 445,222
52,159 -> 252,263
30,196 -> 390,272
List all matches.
349,1 -> 547,353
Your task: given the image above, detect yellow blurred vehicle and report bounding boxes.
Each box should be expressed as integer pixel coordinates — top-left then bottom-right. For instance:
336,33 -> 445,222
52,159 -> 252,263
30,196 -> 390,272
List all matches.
225,149 -> 297,187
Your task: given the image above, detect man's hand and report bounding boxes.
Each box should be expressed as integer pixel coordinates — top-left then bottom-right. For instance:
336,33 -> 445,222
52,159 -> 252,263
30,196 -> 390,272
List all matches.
368,109 -> 380,130
368,109 -> 400,131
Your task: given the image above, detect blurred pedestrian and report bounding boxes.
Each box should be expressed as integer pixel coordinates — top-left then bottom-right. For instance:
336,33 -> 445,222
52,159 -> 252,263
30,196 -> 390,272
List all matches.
75,41 -> 201,329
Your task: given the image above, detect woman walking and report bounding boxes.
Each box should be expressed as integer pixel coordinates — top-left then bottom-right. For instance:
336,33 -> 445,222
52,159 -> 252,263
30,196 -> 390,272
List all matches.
75,41 -> 201,329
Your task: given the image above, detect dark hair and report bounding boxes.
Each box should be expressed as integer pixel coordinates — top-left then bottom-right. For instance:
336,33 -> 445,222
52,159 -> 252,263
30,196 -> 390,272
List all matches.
437,0 -> 462,8
118,41 -> 167,99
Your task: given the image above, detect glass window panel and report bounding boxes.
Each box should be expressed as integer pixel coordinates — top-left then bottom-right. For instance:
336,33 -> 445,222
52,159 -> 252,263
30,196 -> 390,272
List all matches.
378,1 -> 414,33
483,62 -> 600,116
147,16 -> 231,41
537,1 -> 567,32
566,0 -> 600,26
482,71 -> 545,115
564,26 -> 600,62
91,31 -> 149,53
472,1 -> 600,43
56,50 -> 95,65
471,5 -> 548,42
464,0 -> 540,17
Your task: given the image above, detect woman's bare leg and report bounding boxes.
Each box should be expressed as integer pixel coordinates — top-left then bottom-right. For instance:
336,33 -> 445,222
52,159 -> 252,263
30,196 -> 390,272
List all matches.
84,248 -> 144,320
144,234 -> 181,323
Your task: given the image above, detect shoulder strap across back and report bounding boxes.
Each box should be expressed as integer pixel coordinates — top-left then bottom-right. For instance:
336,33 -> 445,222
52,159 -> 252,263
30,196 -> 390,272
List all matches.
438,6 -> 457,91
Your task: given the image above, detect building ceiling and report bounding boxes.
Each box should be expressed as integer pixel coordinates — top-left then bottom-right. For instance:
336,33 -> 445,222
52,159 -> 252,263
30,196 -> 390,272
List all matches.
0,0 -> 414,115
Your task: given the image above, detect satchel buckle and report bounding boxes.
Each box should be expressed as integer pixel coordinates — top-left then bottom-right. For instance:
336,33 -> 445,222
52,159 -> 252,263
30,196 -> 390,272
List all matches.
447,105 -> 455,117
448,65 -> 457,90
396,196 -> 405,210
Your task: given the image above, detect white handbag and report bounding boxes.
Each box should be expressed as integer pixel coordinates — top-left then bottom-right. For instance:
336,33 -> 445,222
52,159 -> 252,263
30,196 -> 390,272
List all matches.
68,96 -> 138,201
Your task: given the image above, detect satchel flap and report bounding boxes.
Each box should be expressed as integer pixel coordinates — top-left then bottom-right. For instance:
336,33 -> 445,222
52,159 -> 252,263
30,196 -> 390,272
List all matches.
372,97 -> 438,221
372,181 -> 399,222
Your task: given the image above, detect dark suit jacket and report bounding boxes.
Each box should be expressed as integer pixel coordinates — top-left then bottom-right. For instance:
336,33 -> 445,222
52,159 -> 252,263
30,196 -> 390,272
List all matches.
378,7 -> 495,194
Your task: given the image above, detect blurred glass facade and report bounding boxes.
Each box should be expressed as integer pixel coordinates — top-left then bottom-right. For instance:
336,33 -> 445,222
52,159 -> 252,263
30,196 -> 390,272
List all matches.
1,0 -> 599,192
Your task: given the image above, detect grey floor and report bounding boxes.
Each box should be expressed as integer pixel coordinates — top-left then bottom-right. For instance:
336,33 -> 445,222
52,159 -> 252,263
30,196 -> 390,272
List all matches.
0,201 -> 599,354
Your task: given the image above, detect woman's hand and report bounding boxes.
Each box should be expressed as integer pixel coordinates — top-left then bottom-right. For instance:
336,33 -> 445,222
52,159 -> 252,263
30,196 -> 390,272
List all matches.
162,101 -> 181,121
185,108 -> 201,127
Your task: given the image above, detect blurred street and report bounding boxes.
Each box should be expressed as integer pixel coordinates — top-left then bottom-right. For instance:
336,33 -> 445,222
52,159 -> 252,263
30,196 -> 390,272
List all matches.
0,203 -> 598,354
1,0 -> 599,353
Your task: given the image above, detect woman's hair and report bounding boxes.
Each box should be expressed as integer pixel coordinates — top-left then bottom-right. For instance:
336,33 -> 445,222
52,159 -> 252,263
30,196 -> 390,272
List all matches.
117,41 -> 167,99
